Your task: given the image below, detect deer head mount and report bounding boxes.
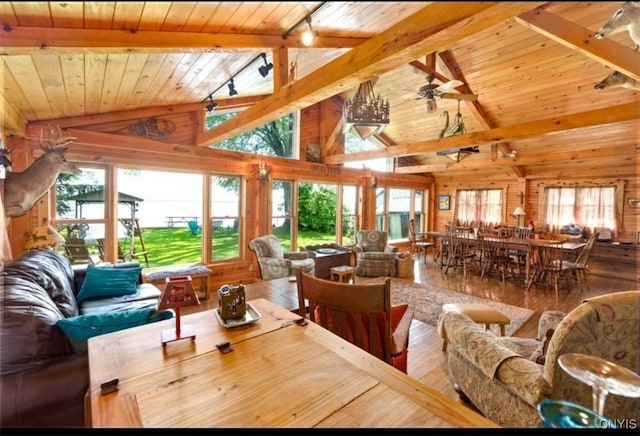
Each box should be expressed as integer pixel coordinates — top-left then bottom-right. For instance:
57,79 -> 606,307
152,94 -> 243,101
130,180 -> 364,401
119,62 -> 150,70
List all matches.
594,1 -> 640,50
594,70 -> 640,90
4,125 -> 81,218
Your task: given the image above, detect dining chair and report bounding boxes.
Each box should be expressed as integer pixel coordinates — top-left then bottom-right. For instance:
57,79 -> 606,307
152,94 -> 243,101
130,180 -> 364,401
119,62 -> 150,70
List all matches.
443,227 -> 478,276
480,236 -> 516,284
295,266 -> 414,373
526,240 -> 572,298
563,231 -> 599,294
408,219 -> 435,264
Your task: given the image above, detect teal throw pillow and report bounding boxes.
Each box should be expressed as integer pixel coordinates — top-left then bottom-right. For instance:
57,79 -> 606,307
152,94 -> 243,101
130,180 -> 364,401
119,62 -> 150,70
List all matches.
76,264 -> 142,303
57,308 -> 173,340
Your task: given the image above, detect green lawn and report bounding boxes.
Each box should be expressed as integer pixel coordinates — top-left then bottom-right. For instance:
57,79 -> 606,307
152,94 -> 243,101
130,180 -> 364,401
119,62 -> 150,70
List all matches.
68,226 -> 350,268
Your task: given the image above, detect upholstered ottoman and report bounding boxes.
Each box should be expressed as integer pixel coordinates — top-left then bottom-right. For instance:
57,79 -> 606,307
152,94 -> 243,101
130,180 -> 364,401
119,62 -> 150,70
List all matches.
143,265 -> 213,300
440,303 -> 511,351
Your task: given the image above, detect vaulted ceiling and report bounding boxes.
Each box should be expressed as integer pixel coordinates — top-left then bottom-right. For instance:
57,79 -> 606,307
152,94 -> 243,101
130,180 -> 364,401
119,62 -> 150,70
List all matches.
1,2 -> 637,180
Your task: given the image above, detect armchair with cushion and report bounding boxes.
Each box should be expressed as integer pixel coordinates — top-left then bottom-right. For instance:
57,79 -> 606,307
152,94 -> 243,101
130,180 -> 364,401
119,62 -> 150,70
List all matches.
295,267 -> 413,373
353,230 -> 398,277
437,290 -> 640,427
248,235 -> 315,281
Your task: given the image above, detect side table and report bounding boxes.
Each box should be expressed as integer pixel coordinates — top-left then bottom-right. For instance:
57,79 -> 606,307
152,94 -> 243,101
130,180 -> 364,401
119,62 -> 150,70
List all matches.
330,265 -> 355,283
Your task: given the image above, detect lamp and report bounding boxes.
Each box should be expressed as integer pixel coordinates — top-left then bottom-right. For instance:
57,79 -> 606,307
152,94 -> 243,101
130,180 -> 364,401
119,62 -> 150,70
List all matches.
23,223 -> 64,250
206,95 -> 218,112
157,275 -> 201,346
343,80 -> 390,140
436,146 -> 479,163
301,17 -> 319,46
512,207 -> 526,227
258,53 -> 273,78
227,79 -> 238,96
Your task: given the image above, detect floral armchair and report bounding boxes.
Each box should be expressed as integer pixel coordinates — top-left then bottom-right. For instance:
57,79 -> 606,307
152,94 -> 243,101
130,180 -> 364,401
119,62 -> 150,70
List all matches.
353,230 -> 398,277
248,235 -> 315,281
437,291 -> 640,427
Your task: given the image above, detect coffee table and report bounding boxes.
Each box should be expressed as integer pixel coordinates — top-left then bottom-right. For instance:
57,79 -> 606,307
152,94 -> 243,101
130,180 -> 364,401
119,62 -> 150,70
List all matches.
87,298 -> 496,428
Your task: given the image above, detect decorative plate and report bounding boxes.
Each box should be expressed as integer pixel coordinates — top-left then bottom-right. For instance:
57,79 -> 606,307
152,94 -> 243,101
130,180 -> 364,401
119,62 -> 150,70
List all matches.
214,303 -> 261,328
317,248 -> 338,254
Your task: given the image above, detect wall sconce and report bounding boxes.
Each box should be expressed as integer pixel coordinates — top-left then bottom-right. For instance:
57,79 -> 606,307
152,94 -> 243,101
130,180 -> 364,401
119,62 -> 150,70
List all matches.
372,176 -> 378,188
23,220 -> 64,250
258,53 -> 273,78
257,162 -> 270,180
511,207 -> 526,227
436,146 -> 479,162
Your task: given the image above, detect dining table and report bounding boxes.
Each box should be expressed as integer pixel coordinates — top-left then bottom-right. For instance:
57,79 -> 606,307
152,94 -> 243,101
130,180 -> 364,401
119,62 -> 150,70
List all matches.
422,230 -> 585,282
86,298 -> 497,428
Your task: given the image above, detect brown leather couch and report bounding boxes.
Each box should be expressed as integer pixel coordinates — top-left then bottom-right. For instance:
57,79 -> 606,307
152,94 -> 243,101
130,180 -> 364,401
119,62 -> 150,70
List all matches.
0,250 -> 161,427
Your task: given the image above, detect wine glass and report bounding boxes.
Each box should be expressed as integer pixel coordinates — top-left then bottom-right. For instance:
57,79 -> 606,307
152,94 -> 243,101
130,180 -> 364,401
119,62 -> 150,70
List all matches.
558,353 -> 640,416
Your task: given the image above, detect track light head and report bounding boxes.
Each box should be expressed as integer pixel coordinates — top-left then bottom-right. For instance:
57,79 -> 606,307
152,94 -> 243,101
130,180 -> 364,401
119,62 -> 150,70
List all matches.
228,79 -> 238,97
301,17 -> 319,46
258,53 -> 273,78
206,96 -> 218,112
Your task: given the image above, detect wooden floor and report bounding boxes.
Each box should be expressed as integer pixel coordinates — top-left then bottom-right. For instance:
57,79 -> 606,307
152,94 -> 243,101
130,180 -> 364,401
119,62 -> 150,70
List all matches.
189,253 -> 637,415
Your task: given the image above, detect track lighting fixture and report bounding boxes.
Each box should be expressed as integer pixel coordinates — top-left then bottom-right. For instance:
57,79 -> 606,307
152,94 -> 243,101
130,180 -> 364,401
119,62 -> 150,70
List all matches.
228,79 -> 238,97
258,53 -> 273,78
282,2 -> 328,45
301,17 -> 319,47
206,95 -> 218,112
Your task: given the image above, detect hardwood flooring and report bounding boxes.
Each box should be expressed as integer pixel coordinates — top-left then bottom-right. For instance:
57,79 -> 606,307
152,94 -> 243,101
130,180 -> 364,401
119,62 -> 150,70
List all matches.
190,253 -> 637,415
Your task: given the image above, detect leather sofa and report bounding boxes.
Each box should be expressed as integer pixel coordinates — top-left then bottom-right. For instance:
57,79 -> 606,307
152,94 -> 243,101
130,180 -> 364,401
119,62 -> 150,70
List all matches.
438,291 -> 640,427
0,250 -> 163,427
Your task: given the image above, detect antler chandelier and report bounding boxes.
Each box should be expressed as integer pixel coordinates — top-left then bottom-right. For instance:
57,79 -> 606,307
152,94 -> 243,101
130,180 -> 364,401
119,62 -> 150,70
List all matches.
344,80 -> 390,140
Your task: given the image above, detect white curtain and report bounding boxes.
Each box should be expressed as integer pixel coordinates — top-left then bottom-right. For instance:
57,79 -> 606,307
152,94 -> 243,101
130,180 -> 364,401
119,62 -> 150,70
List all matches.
544,186 -> 615,234
455,189 -> 502,228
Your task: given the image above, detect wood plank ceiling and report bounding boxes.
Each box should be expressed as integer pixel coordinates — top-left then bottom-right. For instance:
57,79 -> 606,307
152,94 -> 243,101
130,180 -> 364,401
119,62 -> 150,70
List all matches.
0,2 -> 637,180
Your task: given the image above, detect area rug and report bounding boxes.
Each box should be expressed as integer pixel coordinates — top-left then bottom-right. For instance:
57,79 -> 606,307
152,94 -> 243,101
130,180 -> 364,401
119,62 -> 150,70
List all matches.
390,279 -> 534,336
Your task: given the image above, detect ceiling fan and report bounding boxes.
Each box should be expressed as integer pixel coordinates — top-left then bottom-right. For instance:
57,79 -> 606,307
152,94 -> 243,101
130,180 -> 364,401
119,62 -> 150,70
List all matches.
417,75 -> 477,113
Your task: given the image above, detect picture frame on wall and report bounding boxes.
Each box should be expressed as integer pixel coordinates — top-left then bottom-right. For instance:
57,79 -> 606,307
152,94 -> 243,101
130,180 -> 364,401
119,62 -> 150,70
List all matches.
438,195 -> 450,210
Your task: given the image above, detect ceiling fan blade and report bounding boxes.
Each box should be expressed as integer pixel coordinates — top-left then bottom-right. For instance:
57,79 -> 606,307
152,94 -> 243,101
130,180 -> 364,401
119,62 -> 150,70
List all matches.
435,79 -> 464,93
440,92 -> 478,101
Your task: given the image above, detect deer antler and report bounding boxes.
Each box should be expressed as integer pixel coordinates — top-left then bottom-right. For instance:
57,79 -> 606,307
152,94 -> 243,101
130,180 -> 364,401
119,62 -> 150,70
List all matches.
39,124 -> 77,151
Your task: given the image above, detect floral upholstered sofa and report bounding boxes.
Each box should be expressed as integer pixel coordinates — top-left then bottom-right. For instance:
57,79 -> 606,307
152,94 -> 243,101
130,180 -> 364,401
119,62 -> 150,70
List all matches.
438,291 -> 640,427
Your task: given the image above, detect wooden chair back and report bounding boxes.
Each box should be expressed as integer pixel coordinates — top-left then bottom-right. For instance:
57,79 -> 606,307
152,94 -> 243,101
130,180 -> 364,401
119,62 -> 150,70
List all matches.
573,231 -> 599,267
295,266 -> 393,365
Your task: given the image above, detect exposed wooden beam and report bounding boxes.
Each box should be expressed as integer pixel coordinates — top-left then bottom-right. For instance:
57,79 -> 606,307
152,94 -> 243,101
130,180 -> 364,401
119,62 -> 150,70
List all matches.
324,102 -> 637,163
515,8 -> 640,80
0,27 -> 367,55
395,144 -> 637,174
197,2 -> 545,148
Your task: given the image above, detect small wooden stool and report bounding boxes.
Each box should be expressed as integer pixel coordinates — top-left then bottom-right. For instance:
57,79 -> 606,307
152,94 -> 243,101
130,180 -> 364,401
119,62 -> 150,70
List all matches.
441,303 -> 511,351
330,265 -> 355,283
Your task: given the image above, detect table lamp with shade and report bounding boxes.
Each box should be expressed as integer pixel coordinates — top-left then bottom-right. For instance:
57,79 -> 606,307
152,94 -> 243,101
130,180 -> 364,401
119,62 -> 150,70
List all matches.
512,207 -> 526,227
23,223 -> 65,250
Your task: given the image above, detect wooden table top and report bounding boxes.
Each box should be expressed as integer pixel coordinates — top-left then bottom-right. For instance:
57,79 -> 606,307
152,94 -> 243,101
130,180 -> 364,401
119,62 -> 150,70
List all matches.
87,298 -> 497,428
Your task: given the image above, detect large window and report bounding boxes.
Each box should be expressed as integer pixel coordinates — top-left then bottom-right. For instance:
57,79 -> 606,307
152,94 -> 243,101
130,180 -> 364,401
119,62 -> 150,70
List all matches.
543,186 -> 616,233
455,189 -> 503,227
272,180 -> 294,251
374,187 -> 426,241
206,110 -> 298,159
298,182 -> 338,247
210,175 -> 242,260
